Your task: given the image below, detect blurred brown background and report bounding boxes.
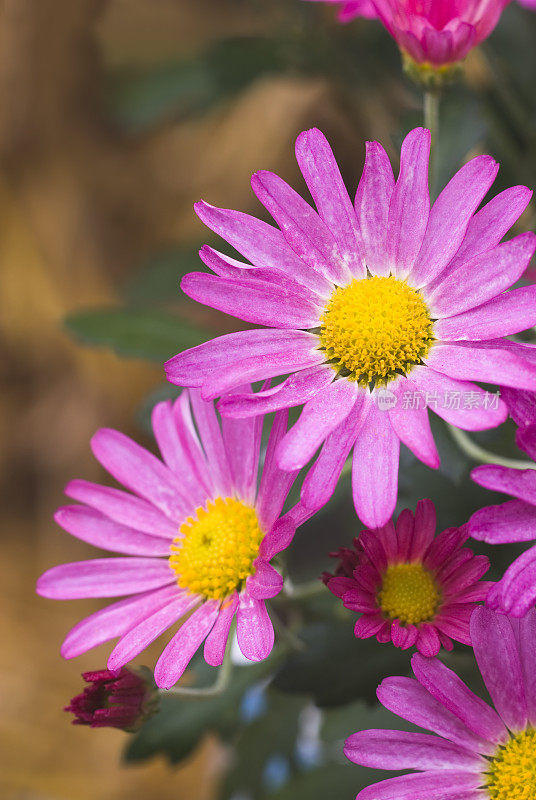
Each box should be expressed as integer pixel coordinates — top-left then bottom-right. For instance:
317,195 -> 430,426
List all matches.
0,1 -> 406,797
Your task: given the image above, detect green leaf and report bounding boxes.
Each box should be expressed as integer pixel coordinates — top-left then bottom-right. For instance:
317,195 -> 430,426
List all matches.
64,307 -> 209,361
125,657 -> 276,765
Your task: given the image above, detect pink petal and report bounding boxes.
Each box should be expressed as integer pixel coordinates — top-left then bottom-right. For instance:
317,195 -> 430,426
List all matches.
60,584 -> 180,659
204,593 -> 239,667
154,601 -> 220,689
276,380 -> 359,470
410,155 -> 499,288
389,380 -> 440,468
236,593 -> 274,661
387,128 -> 430,279
469,499 -> 536,544
416,624 -> 441,657
295,127 -> 364,278
434,285 -> 536,341
37,557 -> 174,600
194,200 -> 332,295
425,342 -> 536,391
395,508 -> 415,562
354,612 -> 386,638
189,389 -> 233,497
345,729 -> 484,771
352,400 -> 400,528
409,499 -> 437,561
256,409 -> 298,532
107,591 -> 200,671
246,561 -> 283,600
354,771 -> 483,800
471,464 -> 536,506
354,140 -> 395,277
221,385 -> 262,505
64,479 -> 177,539
251,170 -> 347,285
91,428 -> 190,522
514,609 -> 536,727
471,606 -> 528,732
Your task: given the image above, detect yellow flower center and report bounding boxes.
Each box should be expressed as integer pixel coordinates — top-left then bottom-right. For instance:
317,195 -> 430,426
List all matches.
169,497 -> 263,600
486,729 -> 536,800
319,276 -> 434,386
378,562 -> 440,625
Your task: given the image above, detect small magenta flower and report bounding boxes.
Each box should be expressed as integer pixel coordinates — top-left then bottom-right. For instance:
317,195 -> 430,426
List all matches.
345,606 -> 536,799
166,126 -> 536,529
65,668 -> 158,731
324,500 -> 491,656
37,392 -> 307,690
470,461 -> 536,617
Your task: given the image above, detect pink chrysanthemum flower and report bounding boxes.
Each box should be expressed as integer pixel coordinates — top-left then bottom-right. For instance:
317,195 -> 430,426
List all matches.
65,667 -> 158,730
304,0 -> 377,22
324,499 -> 491,656
345,606 -> 536,800
500,344 -> 536,460
166,126 -> 536,529
37,392 -> 306,690
470,462 -> 536,617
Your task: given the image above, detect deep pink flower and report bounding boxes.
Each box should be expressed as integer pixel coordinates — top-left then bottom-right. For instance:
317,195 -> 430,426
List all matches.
500,344 -> 536,460
470,460 -> 536,617
345,606 -> 536,799
65,667 -> 158,730
37,392 -> 307,690
324,499 -> 491,656
304,0 -> 377,22
166,126 -> 536,529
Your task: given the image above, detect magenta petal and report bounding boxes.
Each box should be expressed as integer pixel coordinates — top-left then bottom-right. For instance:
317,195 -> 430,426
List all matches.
300,393 -> 366,512
60,584 -> 179,659
352,401 -> 400,528
251,169 -> 347,285
65,479 -> 178,539
416,624 -> 441,657
471,465 -> 536,507
295,127 -> 365,278
218,366 -> 334,419
425,343 -> 536,391
395,509 -> 415,561
277,380 -> 358,470
514,608 -> 536,727
469,499 -> 536,544
54,506 -> 172,556
91,428 -> 191,521
354,613 -> 385,638
434,285 -> 536,341
36,558 -> 174,600
256,409 -> 298,532
428,233 -> 536,318
409,499 -> 437,561
189,389 -> 233,497
411,366 -> 507,431
107,591 -> 200,671
194,200 -> 332,295
389,381 -> 440,468
246,561 -> 283,600
354,771 -> 483,800
221,387 -> 262,505
165,329 -> 323,391
181,272 -> 322,329
236,593 -> 274,661
377,675 -> 497,755
344,729 -> 484,771
204,594 -> 238,667
387,127 -> 430,279
259,509 -> 300,561
354,140 -> 395,277
410,155 -> 499,288
411,653 -> 508,745
494,546 -> 536,617
154,601 -> 220,689
471,606 -> 528,732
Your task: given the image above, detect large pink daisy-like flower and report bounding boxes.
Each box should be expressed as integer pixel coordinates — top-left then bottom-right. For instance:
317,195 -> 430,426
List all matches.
37,392 -> 305,690
324,499 -> 491,656
166,126 -> 536,529
346,606 -> 536,800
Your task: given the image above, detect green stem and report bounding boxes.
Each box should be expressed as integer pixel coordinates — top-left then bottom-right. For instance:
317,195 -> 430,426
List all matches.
164,627 -> 234,698
283,576 -> 324,599
424,89 -> 440,196
448,425 -> 536,470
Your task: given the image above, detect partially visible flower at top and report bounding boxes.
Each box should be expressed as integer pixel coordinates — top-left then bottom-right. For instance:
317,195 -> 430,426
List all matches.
166,126 -> 536,530
518,0 -> 536,8
304,0 -> 376,22
323,499 -> 491,656
37,391 -> 307,690
470,459 -> 536,617
345,606 -> 536,800
500,344 -> 536,460
65,667 -> 158,731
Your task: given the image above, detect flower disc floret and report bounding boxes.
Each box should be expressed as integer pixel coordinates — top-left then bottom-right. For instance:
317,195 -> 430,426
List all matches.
319,276 -> 434,385
486,729 -> 536,800
378,562 -> 440,625
170,497 -> 263,600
